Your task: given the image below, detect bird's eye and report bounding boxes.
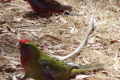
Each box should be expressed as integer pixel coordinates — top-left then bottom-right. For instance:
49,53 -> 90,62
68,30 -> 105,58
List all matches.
22,43 -> 29,48
24,44 -> 29,48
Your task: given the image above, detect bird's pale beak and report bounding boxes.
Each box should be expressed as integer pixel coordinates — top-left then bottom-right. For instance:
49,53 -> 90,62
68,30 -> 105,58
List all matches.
15,42 -> 20,52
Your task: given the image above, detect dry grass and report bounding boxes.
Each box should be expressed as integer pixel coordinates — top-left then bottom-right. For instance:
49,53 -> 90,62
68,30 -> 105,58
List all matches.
0,0 -> 120,80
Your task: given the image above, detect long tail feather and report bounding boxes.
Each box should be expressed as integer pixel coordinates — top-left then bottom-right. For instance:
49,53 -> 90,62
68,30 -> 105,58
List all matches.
71,63 -> 104,74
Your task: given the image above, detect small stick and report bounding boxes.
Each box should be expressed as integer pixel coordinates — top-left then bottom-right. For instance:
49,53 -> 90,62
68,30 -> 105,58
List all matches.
51,14 -> 95,61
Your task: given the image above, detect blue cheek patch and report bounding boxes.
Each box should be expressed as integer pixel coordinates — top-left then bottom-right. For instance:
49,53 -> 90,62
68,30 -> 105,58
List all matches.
21,48 -> 29,58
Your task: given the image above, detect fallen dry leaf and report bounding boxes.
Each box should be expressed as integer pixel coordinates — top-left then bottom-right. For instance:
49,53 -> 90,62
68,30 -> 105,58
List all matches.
110,40 -> 120,44
0,57 -> 7,60
40,34 -> 62,41
4,67 -> 17,73
0,66 -> 3,72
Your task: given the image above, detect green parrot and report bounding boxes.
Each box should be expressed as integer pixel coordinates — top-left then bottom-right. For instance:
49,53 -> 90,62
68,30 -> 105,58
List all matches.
17,39 -> 104,80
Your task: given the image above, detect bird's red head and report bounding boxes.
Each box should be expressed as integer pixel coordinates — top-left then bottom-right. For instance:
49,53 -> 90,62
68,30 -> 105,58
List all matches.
18,39 -> 31,74
19,39 -> 31,45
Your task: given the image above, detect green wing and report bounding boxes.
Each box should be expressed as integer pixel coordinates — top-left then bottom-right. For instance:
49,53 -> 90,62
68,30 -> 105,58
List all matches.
39,56 -> 74,80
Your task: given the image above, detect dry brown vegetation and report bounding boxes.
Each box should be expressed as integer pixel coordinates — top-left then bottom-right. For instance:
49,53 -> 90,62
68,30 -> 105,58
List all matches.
0,0 -> 120,80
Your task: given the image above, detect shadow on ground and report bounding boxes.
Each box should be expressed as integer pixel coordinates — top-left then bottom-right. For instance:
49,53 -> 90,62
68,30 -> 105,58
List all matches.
23,11 -> 52,19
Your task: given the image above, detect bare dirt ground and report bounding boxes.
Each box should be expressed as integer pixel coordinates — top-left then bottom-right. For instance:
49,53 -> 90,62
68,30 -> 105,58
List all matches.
0,0 -> 120,80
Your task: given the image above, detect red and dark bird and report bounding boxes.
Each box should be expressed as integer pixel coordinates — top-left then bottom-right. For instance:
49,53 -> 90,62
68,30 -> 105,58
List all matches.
24,0 -> 72,15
